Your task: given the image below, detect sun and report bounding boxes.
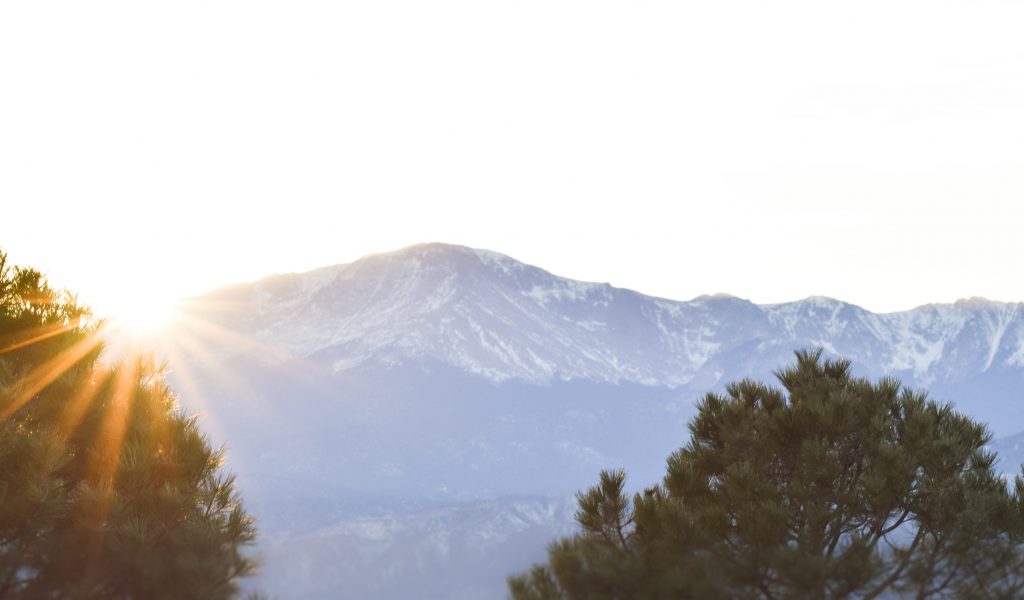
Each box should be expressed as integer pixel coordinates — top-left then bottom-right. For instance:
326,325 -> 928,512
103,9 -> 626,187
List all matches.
104,293 -> 181,338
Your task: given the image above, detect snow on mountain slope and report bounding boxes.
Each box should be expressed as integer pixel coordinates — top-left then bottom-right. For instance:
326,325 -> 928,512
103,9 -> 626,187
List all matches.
191,243 -> 1024,397
196,243 -> 738,386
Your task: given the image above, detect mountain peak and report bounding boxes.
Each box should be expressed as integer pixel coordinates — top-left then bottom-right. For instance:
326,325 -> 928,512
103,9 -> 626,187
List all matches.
953,297 -> 1018,310
351,242 -> 528,278
382,242 -> 480,258
371,242 -> 515,263
799,295 -> 846,307
692,293 -> 742,302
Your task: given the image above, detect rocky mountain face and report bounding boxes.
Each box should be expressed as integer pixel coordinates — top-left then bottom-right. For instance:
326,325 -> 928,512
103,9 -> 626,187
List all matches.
171,243 -> 1024,599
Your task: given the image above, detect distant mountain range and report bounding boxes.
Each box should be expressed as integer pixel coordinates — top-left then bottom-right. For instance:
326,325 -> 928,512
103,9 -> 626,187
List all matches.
192,242 -> 1024,428
171,243 -> 1024,599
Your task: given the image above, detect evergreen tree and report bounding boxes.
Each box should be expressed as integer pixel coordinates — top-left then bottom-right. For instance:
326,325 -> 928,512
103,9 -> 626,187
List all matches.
510,350 -> 1024,599
0,252 -> 256,599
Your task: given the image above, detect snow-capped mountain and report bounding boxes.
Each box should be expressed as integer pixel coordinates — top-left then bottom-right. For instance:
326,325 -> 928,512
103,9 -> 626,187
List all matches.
172,243 -> 1024,599
195,243 -> 729,386
191,242 -> 1024,423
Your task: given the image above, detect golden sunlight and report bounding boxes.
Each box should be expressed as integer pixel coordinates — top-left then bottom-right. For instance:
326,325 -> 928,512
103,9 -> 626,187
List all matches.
102,293 -> 181,338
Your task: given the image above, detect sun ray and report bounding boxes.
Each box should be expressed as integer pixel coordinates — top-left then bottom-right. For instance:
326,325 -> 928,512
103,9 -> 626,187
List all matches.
168,327 -> 267,406
0,321 -> 80,355
161,343 -> 229,445
80,359 -> 139,569
0,330 -> 105,421
166,323 -> 301,447
54,370 -> 105,442
134,359 -> 177,488
90,358 -> 138,483
174,310 -> 306,366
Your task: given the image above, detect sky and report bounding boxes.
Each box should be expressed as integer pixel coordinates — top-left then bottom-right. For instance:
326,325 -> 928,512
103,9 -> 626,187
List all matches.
2,0 -> 1023,316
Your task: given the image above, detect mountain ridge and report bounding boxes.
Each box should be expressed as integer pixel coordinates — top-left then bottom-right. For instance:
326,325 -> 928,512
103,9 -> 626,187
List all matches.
188,242 -> 1024,397
202,242 -> 1022,313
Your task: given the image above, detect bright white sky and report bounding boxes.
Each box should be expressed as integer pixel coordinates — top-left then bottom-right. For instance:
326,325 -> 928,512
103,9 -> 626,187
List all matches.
2,0 -> 1023,316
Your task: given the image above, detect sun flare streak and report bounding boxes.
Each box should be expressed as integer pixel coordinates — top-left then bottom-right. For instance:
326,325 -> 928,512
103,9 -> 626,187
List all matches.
1,331 -> 105,421
0,322 -> 79,355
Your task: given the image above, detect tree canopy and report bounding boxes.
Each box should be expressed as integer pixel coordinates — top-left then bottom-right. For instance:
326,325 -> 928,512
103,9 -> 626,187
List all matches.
510,350 -> 1024,599
0,252 -> 256,599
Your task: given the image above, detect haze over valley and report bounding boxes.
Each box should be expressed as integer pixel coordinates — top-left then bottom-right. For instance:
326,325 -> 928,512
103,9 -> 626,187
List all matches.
169,243 -> 1024,599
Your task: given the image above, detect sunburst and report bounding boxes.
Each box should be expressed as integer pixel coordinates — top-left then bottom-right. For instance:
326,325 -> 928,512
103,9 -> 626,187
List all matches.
105,293 -> 181,338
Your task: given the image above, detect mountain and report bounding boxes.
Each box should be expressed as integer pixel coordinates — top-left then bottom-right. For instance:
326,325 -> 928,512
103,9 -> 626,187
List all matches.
188,243 -> 1024,425
169,243 -> 1024,599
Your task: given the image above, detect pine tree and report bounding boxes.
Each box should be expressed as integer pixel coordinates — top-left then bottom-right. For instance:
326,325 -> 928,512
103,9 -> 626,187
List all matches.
0,252 -> 256,599
510,350 -> 1024,599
